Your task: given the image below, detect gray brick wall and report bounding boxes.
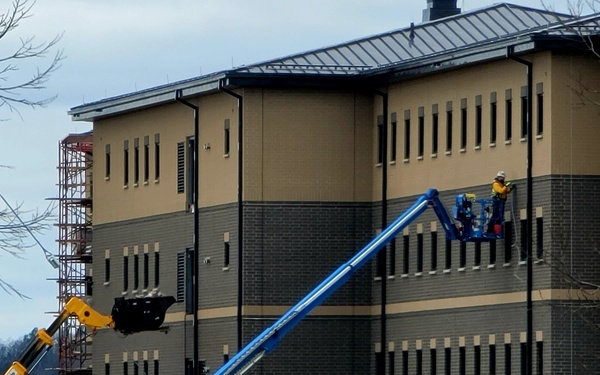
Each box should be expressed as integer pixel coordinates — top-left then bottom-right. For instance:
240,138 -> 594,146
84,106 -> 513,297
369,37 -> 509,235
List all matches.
242,202 -> 373,307
90,176 -> 600,375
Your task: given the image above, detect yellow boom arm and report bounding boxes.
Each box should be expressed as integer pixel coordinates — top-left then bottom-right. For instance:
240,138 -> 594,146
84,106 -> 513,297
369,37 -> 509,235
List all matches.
3,297 -> 114,375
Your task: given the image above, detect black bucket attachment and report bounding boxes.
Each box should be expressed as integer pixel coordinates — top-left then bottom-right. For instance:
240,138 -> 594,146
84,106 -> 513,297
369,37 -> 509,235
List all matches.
111,296 -> 176,335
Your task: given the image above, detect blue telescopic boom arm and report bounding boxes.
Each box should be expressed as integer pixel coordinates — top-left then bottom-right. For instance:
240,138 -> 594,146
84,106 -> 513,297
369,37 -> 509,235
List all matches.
215,188 -> 457,375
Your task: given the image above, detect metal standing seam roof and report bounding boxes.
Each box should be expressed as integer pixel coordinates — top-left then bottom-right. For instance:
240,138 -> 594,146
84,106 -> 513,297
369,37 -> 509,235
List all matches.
231,3 -> 573,77
70,3 -> 590,120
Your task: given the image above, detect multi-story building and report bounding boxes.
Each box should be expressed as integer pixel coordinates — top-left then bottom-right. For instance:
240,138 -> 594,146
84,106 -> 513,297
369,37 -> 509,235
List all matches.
67,1 -> 600,374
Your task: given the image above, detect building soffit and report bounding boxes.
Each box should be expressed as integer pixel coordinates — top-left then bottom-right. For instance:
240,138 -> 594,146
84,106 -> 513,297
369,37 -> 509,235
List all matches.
69,3 -> 599,122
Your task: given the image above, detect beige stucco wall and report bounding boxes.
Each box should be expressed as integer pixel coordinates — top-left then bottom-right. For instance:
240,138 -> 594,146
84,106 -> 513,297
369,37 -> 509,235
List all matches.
377,52 -> 554,200
243,88 -> 373,202
550,52 -> 600,175
92,50 -> 600,224
93,93 -> 239,224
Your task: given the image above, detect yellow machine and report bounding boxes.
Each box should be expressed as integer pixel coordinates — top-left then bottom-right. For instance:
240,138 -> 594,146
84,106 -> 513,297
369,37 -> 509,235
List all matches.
3,295 -> 175,375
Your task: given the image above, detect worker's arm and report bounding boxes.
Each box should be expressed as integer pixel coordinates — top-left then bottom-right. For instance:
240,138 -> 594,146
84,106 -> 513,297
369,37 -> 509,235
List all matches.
492,181 -> 512,195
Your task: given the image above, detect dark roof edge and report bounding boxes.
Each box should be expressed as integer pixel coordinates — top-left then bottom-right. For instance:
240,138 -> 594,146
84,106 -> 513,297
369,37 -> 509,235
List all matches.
68,73 -> 226,121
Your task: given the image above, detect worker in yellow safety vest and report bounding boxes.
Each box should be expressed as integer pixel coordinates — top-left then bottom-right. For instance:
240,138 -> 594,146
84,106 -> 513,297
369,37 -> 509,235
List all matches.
489,171 -> 515,233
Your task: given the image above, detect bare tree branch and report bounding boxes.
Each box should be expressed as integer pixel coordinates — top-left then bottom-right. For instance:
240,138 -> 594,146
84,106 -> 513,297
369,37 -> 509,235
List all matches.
0,0 -> 64,117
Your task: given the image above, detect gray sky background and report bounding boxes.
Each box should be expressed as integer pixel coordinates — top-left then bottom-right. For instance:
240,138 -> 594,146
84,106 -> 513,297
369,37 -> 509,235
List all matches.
0,0 -> 578,340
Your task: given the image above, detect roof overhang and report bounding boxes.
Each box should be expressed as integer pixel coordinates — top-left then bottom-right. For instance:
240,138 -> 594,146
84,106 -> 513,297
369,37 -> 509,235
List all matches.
68,32 -> 598,123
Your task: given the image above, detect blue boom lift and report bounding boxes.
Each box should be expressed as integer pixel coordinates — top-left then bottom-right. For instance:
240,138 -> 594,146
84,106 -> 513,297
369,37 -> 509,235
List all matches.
215,188 -> 505,375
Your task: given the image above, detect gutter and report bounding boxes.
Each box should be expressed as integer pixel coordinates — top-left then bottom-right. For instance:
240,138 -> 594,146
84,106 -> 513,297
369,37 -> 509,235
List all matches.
218,79 -> 245,351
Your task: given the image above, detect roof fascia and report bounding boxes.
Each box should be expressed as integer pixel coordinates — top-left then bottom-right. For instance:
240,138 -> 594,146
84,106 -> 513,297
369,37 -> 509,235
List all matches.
68,74 -> 225,122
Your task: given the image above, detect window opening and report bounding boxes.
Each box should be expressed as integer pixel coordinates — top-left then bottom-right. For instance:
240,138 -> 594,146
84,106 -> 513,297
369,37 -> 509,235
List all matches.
460,99 -> 467,150
154,134 -> 160,181
134,138 -> 139,185
490,93 -> 498,144
123,140 -> 129,186
505,89 -> 513,142
418,107 -> 424,158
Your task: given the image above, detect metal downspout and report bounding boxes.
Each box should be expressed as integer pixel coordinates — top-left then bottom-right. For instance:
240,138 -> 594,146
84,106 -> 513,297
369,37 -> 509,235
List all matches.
507,46 -> 533,375
219,80 -> 244,351
175,90 -> 201,375
375,90 -> 388,375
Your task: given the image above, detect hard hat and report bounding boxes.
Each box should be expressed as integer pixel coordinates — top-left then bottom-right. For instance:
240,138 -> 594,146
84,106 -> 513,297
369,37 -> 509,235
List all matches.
496,171 -> 506,179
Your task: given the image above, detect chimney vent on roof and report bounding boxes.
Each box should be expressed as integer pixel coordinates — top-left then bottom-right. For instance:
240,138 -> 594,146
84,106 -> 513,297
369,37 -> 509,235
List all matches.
422,0 -> 461,22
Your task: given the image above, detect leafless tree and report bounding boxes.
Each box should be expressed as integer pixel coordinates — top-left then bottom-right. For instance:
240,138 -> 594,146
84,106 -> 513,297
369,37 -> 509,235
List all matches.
0,192 -> 55,299
0,0 -> 64,116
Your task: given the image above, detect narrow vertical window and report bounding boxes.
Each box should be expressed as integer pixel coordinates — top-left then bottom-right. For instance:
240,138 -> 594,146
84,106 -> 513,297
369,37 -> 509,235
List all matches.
154,359 -> 159,375
123,140 -> 129,186
536,83 -> 544,136
390,112 -> 397,163
224,232 -> 231,268
389,238 -> 396,276
536,216 -> 543,260
474,344 -> 481,375
504,221 -> 513,264
388,350 -> 395,375
505,89 -> 512,142
475,95 -> 482,148
143,361 -> 148,375
123,362 -> 128,375
404,110 -> 411,160
123,253 -> 129,292
402,349 -> 408,375
177,142 -> 185,193
474,242 -> 481,267
505,342 -> 512,375
224,119 -> 231,156
224,354 -> 230,366
403,233 -> 409,274
377,115 -> 384,164
105,363 -> 110,375
105,249 -> 111,283
430,347 -> 437,375
418,107 -> 424,158
416,348 -> 423,375
460,98 -> 467,150
445,238 -> 451,270
490,92 -> 497,144
444,347 -> 451,375
154,134 -> 160,181
133,253 -> 139,291
105,144 -> 111,179
134,138 -> 140,185
446,101 -> 453,153
376,351 -> 385,375
430,230 -> 438,271
459,242 -> 466,268
143,252 -> 149,289
144,136 -> 149,184
520,218 -> 528,261
417,232 -> 423,273
490,343 -> 497,375
459,346 -> 466,375
134,359 -> 139,375
489,239 -> 497,265
521,86 -> 528,139
432,104 -> 439,155
154,250 -> 160,287
536,340 -> 543,375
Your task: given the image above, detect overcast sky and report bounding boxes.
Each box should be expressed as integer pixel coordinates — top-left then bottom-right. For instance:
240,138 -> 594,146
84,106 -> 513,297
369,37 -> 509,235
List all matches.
0,0 -> 580,341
